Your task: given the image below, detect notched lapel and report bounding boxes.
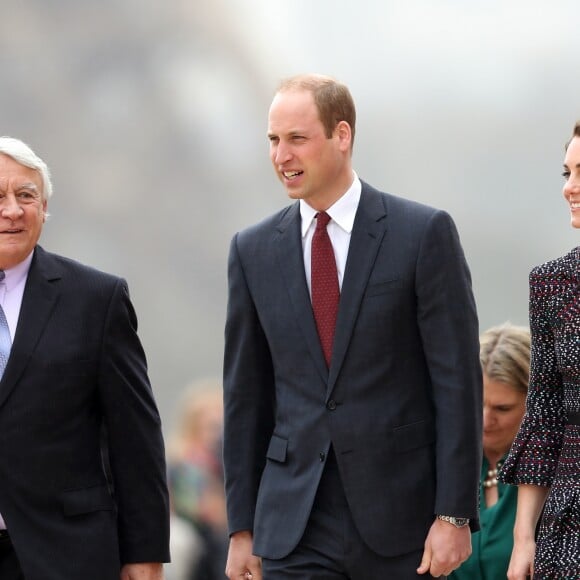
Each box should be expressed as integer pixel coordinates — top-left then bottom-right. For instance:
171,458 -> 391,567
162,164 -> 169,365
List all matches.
327,188 -> 387,392
0,248 -> 61,409
275,204 -> 328,381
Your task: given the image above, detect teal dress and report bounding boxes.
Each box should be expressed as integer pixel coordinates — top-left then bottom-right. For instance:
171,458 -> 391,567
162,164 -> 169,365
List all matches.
450,456 -> 517,580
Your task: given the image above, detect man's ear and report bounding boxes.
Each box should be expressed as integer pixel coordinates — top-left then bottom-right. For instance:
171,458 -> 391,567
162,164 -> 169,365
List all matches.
335,120 -> 352,152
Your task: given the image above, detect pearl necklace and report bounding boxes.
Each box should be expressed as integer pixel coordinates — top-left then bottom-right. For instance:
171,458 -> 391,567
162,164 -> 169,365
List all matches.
483,461 -> 503,488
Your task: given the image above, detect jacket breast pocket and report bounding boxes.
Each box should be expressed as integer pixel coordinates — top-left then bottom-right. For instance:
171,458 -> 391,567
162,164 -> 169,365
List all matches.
61,484 -> 114,517
266,434 -> 288,463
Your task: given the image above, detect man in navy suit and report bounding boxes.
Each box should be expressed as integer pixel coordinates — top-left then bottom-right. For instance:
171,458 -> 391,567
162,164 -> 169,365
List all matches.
0,137 -> 170,580
223,75 -> 482,579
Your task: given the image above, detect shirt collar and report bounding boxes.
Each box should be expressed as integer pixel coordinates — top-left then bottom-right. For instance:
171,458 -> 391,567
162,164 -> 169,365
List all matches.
300,172 -> 362,237
2,251 -> 34,292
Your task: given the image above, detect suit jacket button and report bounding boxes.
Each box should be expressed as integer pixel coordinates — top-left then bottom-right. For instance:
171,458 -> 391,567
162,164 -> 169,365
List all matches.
327,399 -> 337,410
319,452 -> 326,462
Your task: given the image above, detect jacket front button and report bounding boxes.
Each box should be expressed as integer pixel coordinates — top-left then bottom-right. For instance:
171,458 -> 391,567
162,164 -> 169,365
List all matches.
327,399 -> 337,410
319,452 -> 326,462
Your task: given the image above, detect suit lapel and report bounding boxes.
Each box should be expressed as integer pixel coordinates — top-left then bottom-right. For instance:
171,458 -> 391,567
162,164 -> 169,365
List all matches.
275,204 -> 329,381
0,247 -> 61,409
327,185 -> 387,396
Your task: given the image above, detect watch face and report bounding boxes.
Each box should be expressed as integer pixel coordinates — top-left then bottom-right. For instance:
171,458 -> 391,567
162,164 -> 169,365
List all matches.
438,515 -> 470,527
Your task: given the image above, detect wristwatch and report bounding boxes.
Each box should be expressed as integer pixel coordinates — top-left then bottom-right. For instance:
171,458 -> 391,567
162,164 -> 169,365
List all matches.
437,514 -> 470,528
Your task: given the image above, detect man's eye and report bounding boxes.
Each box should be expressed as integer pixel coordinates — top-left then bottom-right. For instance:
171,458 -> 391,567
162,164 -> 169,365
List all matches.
563,171 -> 571,179
17,191 -> 36,199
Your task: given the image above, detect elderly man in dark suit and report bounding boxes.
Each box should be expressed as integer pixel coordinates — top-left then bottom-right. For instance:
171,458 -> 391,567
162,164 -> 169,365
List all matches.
223,74 -> 482,579
0,136 -> 170,580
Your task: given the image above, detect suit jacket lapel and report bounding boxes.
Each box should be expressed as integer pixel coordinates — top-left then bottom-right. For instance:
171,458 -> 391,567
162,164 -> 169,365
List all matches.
327,185 -> 387,395
0,247 -> 61,409
275,204 -> 329,381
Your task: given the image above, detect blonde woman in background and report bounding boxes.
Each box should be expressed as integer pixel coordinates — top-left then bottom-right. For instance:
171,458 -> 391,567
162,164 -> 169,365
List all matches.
451,323 -> 530,580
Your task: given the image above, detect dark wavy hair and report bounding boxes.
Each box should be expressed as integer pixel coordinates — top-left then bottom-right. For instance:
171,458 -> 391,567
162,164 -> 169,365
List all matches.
565,121 -> 580,150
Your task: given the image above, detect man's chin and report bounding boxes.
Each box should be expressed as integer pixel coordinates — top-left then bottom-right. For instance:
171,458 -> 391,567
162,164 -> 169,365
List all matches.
286,189 -> 304,200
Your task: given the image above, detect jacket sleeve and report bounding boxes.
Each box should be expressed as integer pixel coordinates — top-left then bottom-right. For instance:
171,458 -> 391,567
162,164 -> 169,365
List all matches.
499,266 -> 565,486
98,278 -> 171,564
222,233 -> 276,535
415,210 -> 483,522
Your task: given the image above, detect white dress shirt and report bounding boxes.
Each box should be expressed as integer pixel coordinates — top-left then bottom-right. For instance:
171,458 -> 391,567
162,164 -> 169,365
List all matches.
300,172 -> 361,295
0,250 -> 33,530
0,251 -> 33,340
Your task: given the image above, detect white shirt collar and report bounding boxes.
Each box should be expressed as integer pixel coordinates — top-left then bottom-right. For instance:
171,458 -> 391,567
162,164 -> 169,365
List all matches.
2,251 -> 34,292
300,172 -> 362,237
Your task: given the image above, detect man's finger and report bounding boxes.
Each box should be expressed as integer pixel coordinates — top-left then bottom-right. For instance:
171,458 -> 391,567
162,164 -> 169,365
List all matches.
416,548 -> 432,574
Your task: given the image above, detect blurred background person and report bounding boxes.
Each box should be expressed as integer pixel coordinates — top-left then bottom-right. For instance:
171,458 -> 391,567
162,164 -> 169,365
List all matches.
167,380 -> 228,580
165,503 -> 204,580
451,323 -> 530,580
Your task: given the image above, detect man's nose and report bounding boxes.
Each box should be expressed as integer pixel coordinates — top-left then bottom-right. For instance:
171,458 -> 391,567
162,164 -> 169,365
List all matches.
0,195 -> 24,219
483,408 -> 492,429
274,142 -> 292,165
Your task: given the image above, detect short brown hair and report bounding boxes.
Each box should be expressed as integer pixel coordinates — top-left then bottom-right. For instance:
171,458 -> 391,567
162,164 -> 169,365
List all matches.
276,74 -> 356,148
480,323 -> 530,394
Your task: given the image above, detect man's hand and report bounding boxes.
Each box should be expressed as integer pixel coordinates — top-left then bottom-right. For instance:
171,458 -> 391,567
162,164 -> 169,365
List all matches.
225,530 -> 262,580
417,518 -> 471,577
120,562 -> 164,580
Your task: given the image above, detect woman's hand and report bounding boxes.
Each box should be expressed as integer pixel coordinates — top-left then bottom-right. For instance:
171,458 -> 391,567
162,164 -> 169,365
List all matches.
506,537 -> 535,580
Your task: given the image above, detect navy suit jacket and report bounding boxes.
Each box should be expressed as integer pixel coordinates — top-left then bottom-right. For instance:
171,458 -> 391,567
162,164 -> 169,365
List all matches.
0,246 -> 170,580
223,182 -> 482,559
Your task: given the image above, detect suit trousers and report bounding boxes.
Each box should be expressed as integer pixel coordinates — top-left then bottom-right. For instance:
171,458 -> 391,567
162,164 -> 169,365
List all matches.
0,533 -> 25,580
261,449 -> 440,580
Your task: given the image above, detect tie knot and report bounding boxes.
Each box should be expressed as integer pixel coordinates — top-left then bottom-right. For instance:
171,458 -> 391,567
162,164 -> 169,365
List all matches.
315,212 -> 331,230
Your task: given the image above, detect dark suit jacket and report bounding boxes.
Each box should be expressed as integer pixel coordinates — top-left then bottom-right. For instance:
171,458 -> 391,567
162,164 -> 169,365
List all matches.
0,246 -> 170,580
223,182 -> 482,559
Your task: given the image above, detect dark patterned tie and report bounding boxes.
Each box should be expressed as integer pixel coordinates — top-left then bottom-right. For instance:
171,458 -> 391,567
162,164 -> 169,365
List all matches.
0,271 -> 11,379
311,212 -> 340,367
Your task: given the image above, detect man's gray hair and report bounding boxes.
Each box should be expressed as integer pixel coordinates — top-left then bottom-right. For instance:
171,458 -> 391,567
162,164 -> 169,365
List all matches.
0,136 -> 52,199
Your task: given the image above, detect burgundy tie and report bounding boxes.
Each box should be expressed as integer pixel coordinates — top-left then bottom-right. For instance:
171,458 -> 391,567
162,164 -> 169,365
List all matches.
311,212 -> 340,367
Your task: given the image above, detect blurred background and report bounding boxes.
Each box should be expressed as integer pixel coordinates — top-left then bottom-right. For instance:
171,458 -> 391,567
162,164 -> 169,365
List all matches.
1,0 -> 578,431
